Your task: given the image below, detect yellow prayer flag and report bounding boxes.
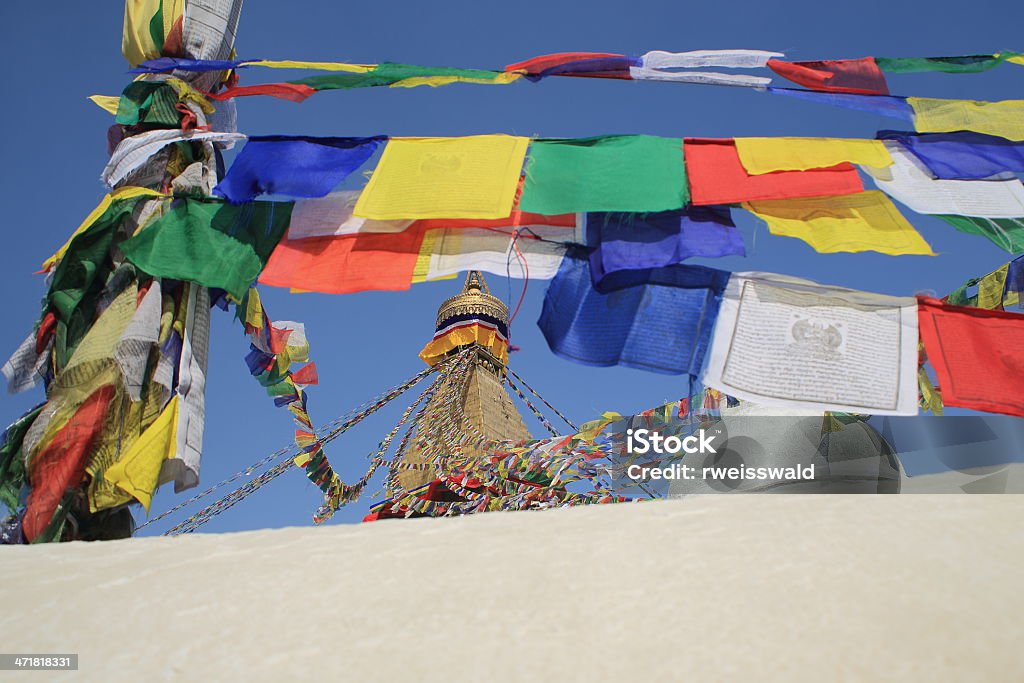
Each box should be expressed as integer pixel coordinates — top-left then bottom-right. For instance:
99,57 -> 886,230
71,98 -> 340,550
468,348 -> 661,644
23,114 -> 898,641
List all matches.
734,137 -> 893,175
390,72 -> 523,89
41,187 -> 166,272
908,97 -> 1024,142
162,0 -> 184,41
104,396 -> 180,512
88,95 -> 121,115
244,287 -> 263,329
1007,55 -> 1024,66
122,0 -> 162,66
977,265 -> 1009,310
246,60 -> 375,73
353,135 -> 529,220
743,190 -> 935,256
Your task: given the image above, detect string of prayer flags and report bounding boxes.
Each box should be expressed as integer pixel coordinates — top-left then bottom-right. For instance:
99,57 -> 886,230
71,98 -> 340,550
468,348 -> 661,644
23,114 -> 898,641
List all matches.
703,272 -> 920,415
917,297 -> 1024,417
521,136 -> 688,214
937,216 -> 1024,254
734,137 -> 892,174
538,253 -> 725,376
235,288 -> 346,504
258,223 -> 428,294
585,207 -> 744,286
120,198 -> 293,301
876,130 -> 1024,180
213,136 -> 385,204
684,138 -> 863,205
908,97 -> 1024,142
767,57 -> 890,95
353,135 -> 529,220
945,257 -> 1023,310
866,143 -> 1024,218
742,191 -> 934,256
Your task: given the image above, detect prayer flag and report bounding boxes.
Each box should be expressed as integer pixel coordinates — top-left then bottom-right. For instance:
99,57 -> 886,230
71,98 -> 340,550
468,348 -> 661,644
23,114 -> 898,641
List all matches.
521,136 -> 688,214
937,216 -> 1024,254
917,297 -> 1024,417
743,191 -> 934,256
586,207 -> 744,284
121,198 -> 292,300
876,54 -> 1014,74
734,137 -> 892,174
767,87 -> 913,120
684,138 -> 863,205
703,273 -> 920,415
103,396 -> 180,512
908,97 -> 1024,142
259,224 -> 428,294
414,222 -> 581,283
214,136 -> 385,204
538,254 -> 725,376
23,385 -> 116,542
354,136 -> 529,220
767,58 -> 889,95
877,130 -> 1024,180
288,191 -> 413,239
866,143 -> 1024,218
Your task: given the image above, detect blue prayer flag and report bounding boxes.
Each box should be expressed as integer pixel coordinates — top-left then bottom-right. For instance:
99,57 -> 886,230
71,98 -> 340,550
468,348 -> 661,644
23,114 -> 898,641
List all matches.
767,87 -> 913,121
586,207 -> 744,286
538,252 -> 727,376
213,136 -> 385,204
878,130 -> 1024,180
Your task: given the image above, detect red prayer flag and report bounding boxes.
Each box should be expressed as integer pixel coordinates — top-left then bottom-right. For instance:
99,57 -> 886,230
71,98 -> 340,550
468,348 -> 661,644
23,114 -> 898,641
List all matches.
259,224 -> 428,294
683,138 -> 863,205
767,58 -> 890,95
23,385 -> 116,542
917,296 -> 1024,417
207,82 -> 317,103
505,52 -> 626,74
290,362 -> 319,386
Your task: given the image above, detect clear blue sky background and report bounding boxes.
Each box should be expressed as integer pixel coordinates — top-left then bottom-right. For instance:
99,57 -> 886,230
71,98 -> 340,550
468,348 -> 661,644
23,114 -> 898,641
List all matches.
1,1 -> 1021,534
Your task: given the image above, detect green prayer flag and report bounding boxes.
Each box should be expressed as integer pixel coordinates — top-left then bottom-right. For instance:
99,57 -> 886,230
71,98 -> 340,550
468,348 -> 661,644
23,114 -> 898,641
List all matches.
116,82 -> 180,126
937,215 -> 1024,254
291,62 -> 508,91
520,135 -> 689,214
875,54 -> 1012,74
0,406 -> 43,512
121,198 -> 293,301
47,198 -> 141,368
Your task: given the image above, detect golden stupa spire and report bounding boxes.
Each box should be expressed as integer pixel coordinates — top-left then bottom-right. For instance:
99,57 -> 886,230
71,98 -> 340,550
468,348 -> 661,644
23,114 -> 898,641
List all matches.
434,271 -> 509,331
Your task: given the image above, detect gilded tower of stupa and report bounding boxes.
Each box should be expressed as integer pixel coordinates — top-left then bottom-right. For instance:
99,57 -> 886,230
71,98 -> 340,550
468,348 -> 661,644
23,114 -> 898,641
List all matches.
397,272 -> 531,491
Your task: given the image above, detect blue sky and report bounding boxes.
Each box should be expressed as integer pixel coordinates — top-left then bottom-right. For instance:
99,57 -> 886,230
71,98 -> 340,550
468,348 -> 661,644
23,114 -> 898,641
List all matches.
1,1 -> 1021,534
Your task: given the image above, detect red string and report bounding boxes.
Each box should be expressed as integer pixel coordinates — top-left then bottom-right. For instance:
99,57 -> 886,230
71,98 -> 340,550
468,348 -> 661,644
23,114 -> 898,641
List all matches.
507,230 -> 530,324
